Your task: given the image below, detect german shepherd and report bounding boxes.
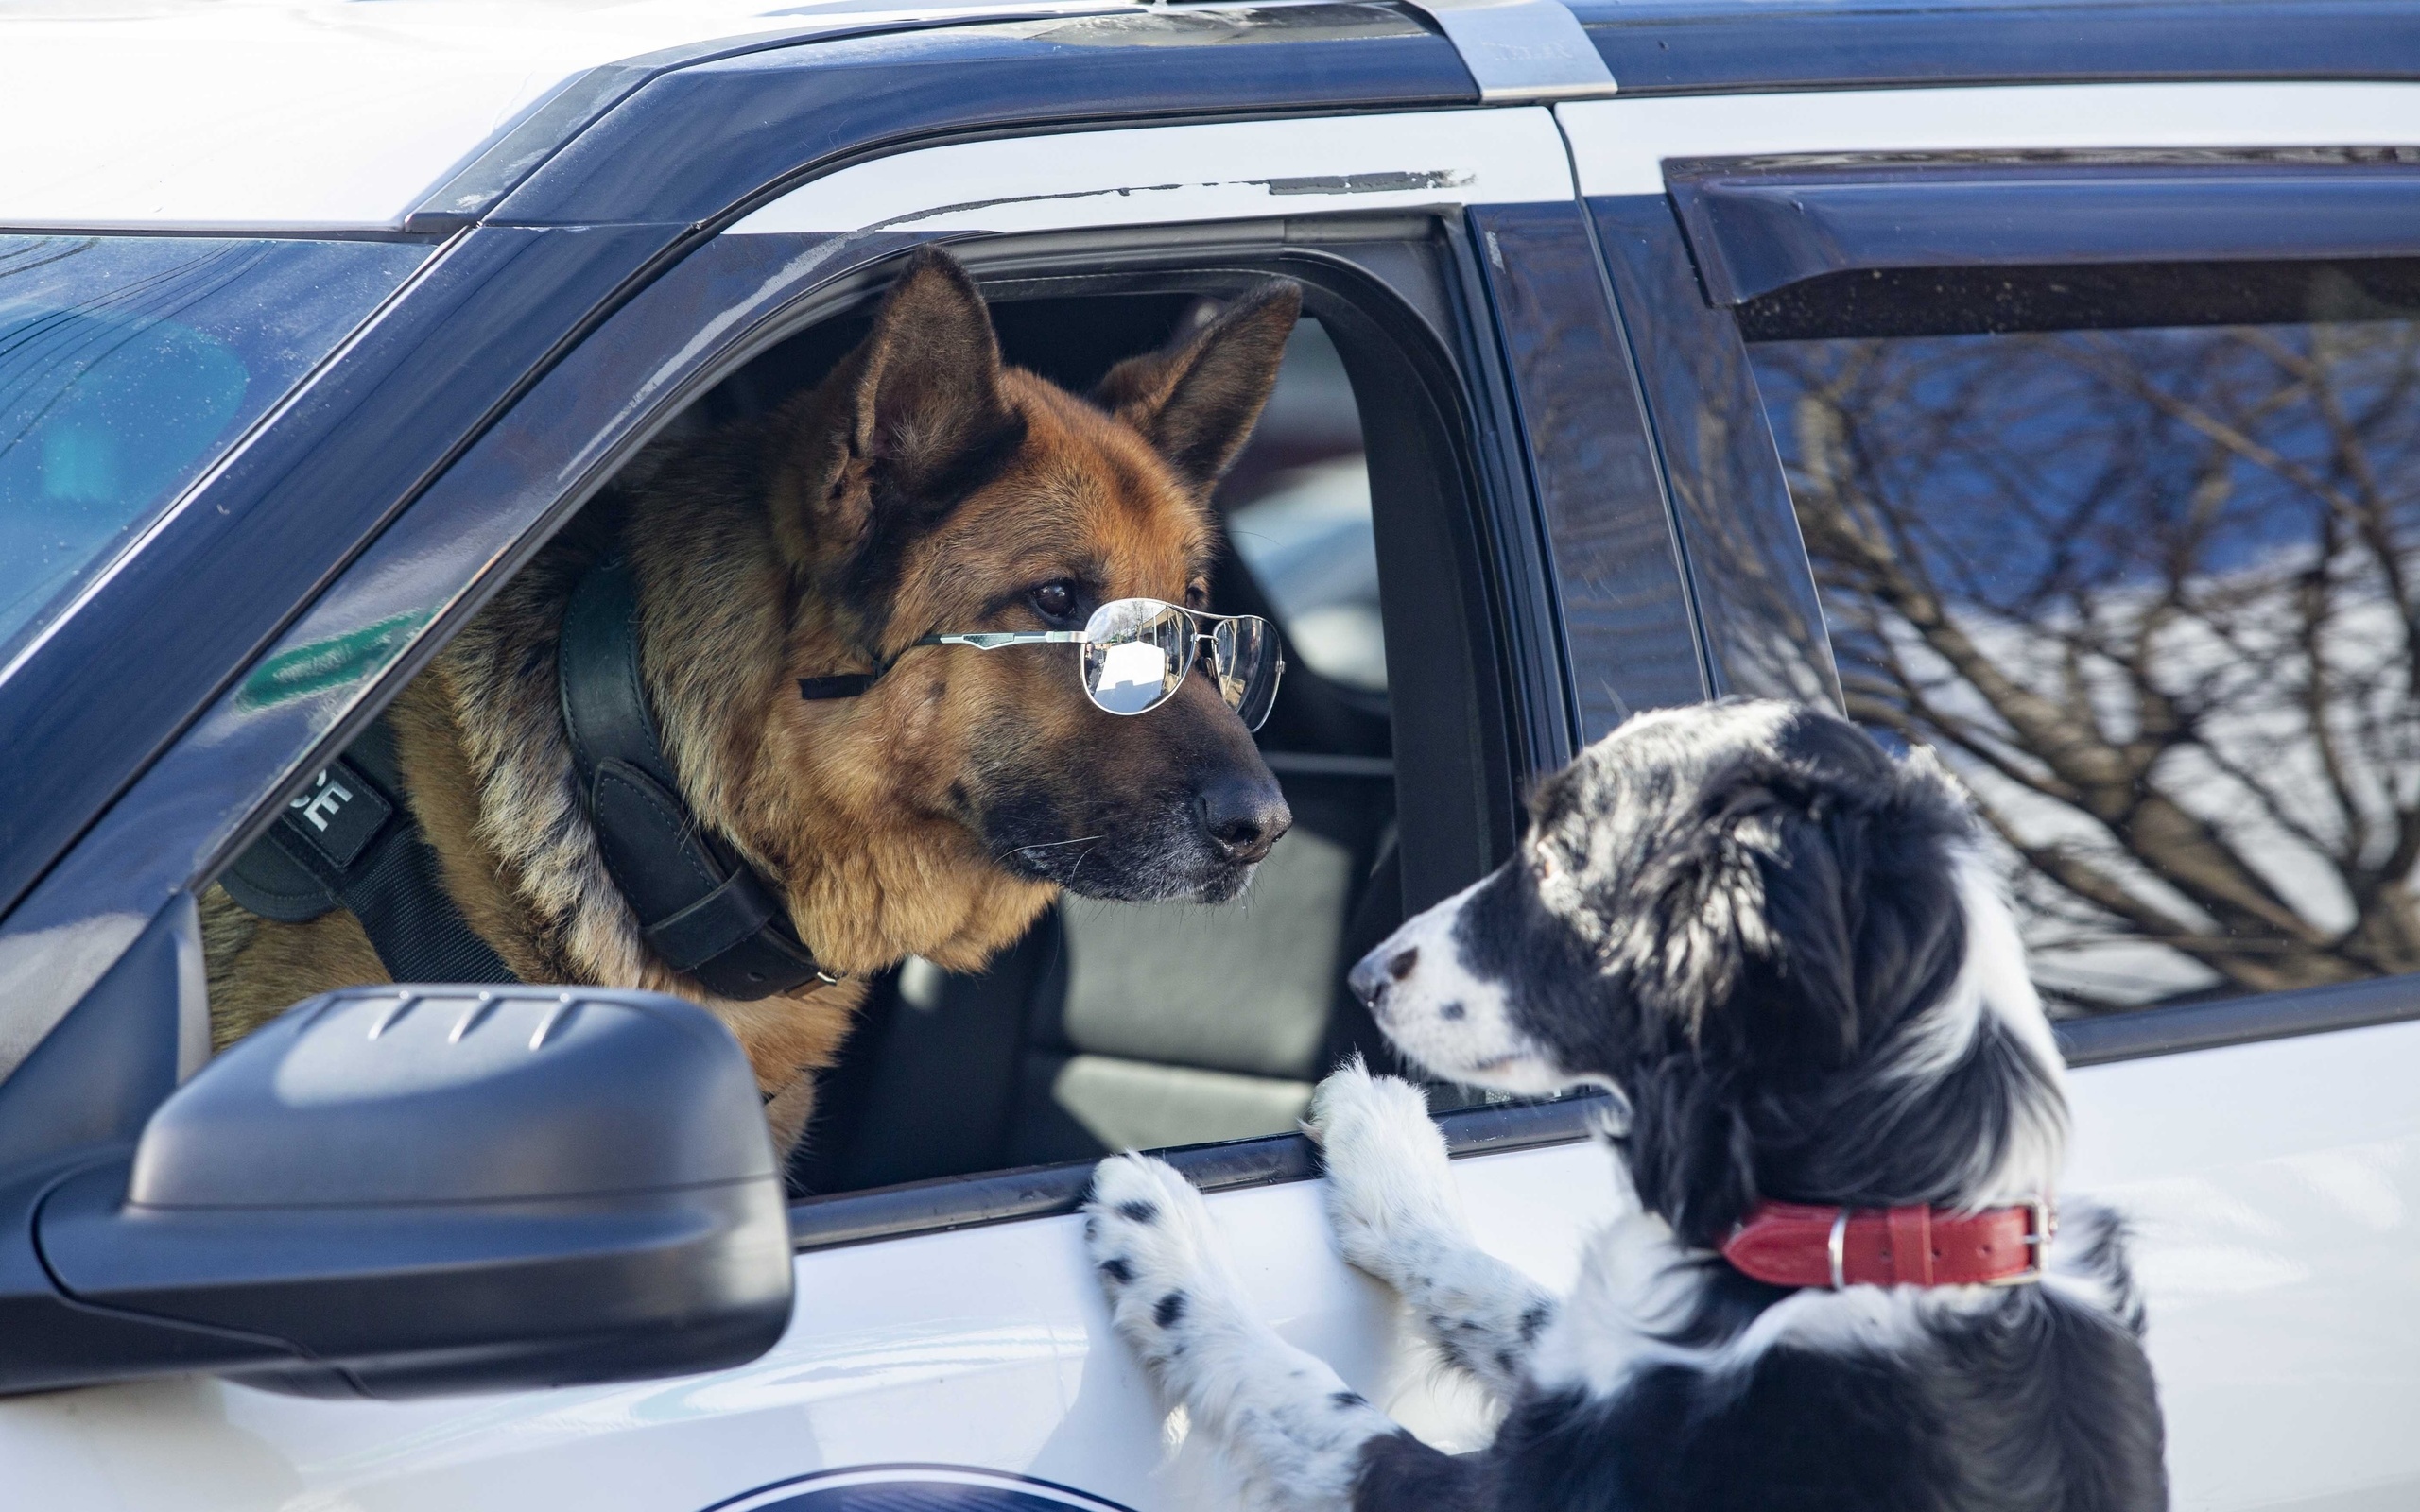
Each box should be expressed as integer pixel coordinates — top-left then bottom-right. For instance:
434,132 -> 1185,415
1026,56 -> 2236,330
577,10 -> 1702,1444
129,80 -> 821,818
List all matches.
203,248 -> 1303,1152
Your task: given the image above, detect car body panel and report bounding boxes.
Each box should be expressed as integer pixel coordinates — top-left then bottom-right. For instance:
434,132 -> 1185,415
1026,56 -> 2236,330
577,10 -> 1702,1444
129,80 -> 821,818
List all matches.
488,6 -> 1476,229
728,108 -> 1570,235
2066,1023 -> 2420,1512
9,1034 -> 2413,1510
1462,198 -> 1706,735
0,1138 -> 1608,1512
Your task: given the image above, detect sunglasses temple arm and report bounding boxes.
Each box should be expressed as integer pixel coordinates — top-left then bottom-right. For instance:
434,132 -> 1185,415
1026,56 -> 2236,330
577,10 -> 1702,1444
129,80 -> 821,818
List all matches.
916,631 -> 1088,649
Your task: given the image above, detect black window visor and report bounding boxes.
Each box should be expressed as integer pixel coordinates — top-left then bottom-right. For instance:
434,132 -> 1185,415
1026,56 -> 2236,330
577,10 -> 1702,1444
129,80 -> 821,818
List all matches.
1665,149 -> 2420,311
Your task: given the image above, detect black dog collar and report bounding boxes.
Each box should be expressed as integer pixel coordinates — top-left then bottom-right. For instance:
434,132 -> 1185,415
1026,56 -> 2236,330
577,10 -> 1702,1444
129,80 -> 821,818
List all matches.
560,557 -> 840,1001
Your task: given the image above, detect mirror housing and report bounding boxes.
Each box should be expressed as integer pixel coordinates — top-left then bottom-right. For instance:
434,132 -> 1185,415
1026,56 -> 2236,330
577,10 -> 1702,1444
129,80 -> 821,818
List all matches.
2,986 -> 792,1398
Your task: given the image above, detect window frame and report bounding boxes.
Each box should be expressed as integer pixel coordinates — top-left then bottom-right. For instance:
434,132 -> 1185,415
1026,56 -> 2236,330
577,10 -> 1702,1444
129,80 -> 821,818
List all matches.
0,208 -> 1603,1246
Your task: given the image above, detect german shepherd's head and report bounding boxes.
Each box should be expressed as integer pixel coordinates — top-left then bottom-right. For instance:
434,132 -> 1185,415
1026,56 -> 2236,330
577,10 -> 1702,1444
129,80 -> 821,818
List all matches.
634,248 -> 1300,976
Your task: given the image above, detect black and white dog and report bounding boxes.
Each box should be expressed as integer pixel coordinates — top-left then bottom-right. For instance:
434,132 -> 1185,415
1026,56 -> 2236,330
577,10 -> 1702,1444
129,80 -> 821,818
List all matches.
1085,700 -> 2166,1511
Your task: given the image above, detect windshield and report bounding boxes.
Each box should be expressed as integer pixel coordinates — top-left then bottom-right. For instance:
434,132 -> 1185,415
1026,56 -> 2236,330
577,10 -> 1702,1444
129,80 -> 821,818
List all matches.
0,234 -> 427,661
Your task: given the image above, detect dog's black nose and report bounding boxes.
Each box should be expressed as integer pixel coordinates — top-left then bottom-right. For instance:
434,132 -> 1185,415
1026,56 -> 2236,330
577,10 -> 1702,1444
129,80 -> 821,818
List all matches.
1194,772 -> 1290,864
1347,945 -> 1409,1007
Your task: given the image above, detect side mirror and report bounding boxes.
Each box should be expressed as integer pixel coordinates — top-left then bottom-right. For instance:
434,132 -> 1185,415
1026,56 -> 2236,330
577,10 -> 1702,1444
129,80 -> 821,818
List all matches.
2,986 -> 791,1398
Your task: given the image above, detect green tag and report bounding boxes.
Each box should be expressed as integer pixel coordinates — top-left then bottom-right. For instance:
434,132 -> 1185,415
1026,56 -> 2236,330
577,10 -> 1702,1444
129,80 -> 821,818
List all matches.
238,610 -> 427,709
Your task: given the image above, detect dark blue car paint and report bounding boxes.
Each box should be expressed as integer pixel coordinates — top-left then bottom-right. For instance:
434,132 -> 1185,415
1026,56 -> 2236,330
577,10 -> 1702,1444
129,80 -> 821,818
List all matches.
490,5 -> 1475,228
1583,194 -> 1842,711
1411,216 -> 1582,796
1573,0 -> 2420,95
1468,200 -> 1705,741
1668,156 -> 2420,306
0,898 -> 194,1177
403,11 -> 1150,232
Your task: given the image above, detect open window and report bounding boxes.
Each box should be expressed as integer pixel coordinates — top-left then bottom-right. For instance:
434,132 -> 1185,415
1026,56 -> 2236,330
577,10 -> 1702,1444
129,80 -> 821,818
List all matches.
195,230 -> 1525,1205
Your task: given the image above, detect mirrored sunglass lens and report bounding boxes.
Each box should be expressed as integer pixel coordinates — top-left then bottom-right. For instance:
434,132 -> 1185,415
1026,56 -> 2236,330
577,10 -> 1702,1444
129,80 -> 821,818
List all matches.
1212,615 -> 1283,731
1082,599 -> 1188,714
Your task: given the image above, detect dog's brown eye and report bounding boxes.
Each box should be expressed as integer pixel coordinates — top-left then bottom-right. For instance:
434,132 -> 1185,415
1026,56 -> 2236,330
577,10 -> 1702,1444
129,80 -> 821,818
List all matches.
1030,581 -> 1077,622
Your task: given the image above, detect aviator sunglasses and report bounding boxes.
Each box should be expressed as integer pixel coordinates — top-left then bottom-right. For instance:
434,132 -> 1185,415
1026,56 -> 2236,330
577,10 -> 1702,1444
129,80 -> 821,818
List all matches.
801,597 -> 1284,730
918,597 -> 1285,730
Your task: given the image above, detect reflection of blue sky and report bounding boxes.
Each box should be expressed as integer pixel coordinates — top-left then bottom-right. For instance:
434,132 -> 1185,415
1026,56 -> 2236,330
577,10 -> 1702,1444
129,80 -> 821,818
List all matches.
1754,324 -> 2420,615
0,235 -> 425,661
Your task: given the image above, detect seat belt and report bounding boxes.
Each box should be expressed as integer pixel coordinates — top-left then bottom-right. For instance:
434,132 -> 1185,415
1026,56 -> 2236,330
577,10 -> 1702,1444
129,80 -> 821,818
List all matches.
220,717 -> 518,985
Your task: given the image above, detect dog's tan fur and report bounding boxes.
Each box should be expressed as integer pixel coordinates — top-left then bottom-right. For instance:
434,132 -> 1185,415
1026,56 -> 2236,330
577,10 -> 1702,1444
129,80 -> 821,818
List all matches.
205,250 -> 1301,1153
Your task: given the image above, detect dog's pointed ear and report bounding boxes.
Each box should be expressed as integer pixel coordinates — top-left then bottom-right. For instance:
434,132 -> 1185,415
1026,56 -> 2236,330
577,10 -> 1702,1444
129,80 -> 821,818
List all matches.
1093,281 -> 1302,492
770,247 -> 1019,563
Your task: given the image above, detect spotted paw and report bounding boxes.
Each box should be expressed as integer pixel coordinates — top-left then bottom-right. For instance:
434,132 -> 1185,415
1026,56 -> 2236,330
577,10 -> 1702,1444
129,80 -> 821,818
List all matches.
1305,1059 -> 1466,1281
1084,1153 -> 1243,1377
1086,1153 -> 1399,1512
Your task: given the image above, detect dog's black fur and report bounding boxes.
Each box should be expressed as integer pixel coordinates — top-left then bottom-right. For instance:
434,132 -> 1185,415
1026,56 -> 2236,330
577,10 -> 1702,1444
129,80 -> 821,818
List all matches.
1087,699 -> 2167,1512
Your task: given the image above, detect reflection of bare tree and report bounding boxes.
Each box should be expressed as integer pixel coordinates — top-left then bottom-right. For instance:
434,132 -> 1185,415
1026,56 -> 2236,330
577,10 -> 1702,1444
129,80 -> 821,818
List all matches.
1755,319 -> 2420,1010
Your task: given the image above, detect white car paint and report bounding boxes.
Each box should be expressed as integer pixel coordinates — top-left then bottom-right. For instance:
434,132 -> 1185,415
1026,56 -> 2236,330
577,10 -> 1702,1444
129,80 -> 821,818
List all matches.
6,1029 -> 2412,1510
727,107 -> 1578,235
0,1140 -> 1599,1512
2067,1022 -> 2420,1512
0,0 -> 1132,231
1556,81 -> 2420,197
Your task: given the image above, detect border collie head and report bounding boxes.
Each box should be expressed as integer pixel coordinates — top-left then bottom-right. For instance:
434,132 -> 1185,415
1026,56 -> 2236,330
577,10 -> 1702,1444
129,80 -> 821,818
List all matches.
1348,700 -> 2067,1248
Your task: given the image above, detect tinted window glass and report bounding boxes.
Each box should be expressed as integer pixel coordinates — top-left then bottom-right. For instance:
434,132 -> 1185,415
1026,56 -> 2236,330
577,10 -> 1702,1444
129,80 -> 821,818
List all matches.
1748,263 -> 2420,1013
0,235 -> 426,659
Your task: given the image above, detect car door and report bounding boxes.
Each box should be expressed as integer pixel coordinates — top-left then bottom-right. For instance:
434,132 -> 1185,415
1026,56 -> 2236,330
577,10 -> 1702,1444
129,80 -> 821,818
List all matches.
0,66 -> 1697,1507
1559,82 -> 2420,1511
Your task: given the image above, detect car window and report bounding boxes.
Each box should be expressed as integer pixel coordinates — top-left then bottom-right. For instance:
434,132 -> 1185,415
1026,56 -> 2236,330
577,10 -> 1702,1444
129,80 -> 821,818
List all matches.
0,235 -> 424,662
1223,318 -> 1381,693
1743,261 -> 2420,1014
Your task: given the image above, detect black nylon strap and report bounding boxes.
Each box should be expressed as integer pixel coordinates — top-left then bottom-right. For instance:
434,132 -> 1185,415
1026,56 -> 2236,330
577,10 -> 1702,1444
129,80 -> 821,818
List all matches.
560,558 -> 833,1001
252,720 -> 517,986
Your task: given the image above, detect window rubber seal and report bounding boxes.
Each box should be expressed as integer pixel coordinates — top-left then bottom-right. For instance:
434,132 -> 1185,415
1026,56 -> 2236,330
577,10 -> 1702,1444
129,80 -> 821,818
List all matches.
787,1091 -> 1606,1252
789,971 -> 2420,1251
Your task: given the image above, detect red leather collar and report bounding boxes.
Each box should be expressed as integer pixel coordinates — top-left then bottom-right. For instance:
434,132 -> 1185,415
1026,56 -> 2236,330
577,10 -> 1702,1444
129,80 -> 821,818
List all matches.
1720,1199 -> 2054,1289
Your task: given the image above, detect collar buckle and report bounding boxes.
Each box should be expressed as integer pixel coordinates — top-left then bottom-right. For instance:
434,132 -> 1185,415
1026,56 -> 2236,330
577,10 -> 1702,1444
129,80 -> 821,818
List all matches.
1983,1199 -> 2057,1287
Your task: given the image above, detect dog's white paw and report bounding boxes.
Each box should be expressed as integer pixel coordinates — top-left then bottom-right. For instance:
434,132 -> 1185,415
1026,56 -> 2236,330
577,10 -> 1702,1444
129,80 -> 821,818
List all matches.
1085,1153 -> 1397,1512
1084,1154 -> 1247,1380
1306,1060 -> 1466,1280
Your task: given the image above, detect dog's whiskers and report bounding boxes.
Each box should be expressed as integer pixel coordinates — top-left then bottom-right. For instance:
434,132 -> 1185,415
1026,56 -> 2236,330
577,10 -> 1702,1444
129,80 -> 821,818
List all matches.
996,833 -> 1108,860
